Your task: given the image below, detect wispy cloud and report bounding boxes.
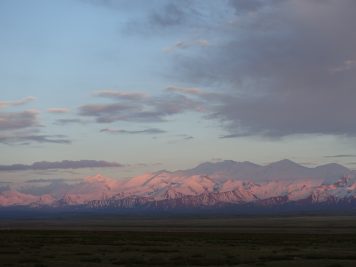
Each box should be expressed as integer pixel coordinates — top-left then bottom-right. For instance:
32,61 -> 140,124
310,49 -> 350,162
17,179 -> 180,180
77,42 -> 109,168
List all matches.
48,107 -> 70,113
0,110 -> 39,131
163,39 -> 209,53
25,178 -> 82,183
330,59 -> 356,73
0,160 -> 124,171
100,128 -> 166,135
79,90 -> 204,123
168,134 -> 194,144
324,154 -> 356,158
94,90 -> 148,101
0,96 -> 36,109
165,86 -> 203,95
0,134 -> 71,145
54,118 -> 86,125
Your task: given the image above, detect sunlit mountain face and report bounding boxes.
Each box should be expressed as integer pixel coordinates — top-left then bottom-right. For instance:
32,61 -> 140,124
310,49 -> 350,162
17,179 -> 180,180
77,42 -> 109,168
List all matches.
1,1 -> 356,214
1,160 -> 355,212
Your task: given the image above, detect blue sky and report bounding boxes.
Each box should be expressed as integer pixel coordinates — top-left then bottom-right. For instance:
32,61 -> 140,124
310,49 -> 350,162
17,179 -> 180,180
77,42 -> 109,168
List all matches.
1,0 -> 356,180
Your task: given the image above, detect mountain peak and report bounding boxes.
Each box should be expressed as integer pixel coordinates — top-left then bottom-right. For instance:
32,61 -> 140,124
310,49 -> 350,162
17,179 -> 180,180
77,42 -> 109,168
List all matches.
267,159 -> 302,167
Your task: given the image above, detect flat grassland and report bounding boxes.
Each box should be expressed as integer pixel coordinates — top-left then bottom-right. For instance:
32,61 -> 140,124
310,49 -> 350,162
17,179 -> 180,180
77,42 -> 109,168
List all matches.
0,215 -> 356,266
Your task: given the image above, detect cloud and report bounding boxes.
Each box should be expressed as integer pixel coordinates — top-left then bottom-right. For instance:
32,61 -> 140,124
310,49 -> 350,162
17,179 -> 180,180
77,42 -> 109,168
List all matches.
163,39 -> 209,53
0,96 -> 36,109
48,108 -> 70,113
0,110 -> 39,131
0,160 -> 124,171
0,108 -> 72,145
149,2 -> 187,28
100,128 -> 166,135
54,119 -> 86,125
228,0 -> 284,14
79,103 -> 138,122
170,0 -> 356,137
168,134 -> 194,144
165,86 -> 202,95
83,1 -> 356,138
94,90 -> 148,101
0,134 -> 71,145
25,178 -> 82,183
324,154 -> 356,158
330,59 -> 356,73
79,90 -> 204,123
21,135 -> 71,144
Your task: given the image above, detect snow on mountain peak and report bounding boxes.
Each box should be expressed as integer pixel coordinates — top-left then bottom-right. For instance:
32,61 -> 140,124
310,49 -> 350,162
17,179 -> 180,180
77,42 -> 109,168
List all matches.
1,159 -> 355,209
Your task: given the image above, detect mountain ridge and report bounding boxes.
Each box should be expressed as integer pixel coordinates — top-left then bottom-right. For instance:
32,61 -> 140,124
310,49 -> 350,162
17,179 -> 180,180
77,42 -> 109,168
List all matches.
0,159 -> 355,211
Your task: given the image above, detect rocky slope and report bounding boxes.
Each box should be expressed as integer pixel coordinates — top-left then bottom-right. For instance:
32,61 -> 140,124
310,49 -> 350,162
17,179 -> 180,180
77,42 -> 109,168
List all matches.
0,160 -> 355,210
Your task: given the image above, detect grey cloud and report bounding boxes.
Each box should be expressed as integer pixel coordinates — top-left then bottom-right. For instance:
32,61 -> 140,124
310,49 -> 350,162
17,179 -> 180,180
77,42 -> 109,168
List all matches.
150,93 -> 204,115
54,119 -> 86,125
79,103 -> 132,116
121,0 -> 230,35
0,109 -> 71,145
79,103 -> 138,122
25,178 -> 82,183
79,90 -> 204,123
24,135 -> 71,144
95,90 -> 148,101
0,134 -> 71,145
0,96 -> 36,109
83,0 -> 194,29
163,39 -> 209,53
168,134 -> 194,144
325,155 -> 356,158
0,160 -> 123,171
166,86 -> 203,95
173,0 -> 356,137
48,108 -> 70,113
228,0 -> 284,14
0,110 -> 38,131
150,2 -> 186,27
100,128 -> 166,135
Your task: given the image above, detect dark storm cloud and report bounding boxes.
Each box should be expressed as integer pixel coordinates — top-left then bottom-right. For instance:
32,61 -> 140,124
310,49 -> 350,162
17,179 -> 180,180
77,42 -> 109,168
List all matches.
100,128 -> 166,135
0,160 -> 123,171
79,90 -> 204,123
173,0 -> 356,137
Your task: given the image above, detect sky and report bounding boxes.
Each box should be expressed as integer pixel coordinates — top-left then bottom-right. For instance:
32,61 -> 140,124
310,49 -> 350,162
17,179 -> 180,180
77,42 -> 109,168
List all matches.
1,0 -> 356,182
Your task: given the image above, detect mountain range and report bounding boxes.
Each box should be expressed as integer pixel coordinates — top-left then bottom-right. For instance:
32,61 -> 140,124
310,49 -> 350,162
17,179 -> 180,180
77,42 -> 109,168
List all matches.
1,160 -> 356,212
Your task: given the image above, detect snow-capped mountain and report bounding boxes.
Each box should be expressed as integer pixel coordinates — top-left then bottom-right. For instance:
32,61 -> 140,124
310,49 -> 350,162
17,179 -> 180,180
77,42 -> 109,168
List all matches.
1,160 -> 355,211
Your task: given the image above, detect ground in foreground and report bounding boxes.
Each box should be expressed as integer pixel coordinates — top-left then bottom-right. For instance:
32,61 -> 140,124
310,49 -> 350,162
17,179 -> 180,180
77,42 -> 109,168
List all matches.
0,216 -> 356,266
